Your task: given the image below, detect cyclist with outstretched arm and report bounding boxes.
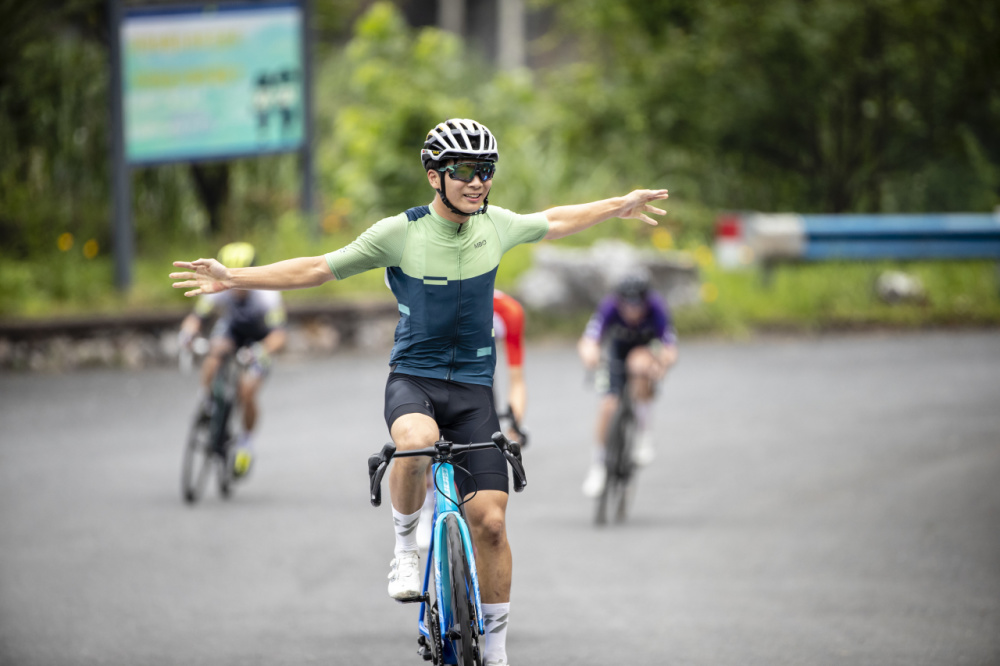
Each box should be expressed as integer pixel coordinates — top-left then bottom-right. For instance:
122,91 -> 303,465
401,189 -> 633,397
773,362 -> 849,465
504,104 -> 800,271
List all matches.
578,270 -> 678,497
177,242 -> 287,478
171,119 -> 668,666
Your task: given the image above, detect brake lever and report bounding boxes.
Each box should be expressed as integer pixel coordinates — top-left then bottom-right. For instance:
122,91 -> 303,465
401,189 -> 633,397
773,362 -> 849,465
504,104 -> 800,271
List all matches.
368,442 -> 396,507
491,431 -> 527,493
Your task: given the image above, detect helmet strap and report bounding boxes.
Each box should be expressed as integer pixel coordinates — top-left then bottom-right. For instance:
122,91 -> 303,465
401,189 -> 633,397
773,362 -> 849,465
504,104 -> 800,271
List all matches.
435,186 -> 489,217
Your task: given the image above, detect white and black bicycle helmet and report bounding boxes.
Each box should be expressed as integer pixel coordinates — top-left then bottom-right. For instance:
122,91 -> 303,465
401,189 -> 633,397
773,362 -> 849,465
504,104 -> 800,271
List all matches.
420,118 -> 499,171
615,269 -> 652,303
420,118 -> 499,217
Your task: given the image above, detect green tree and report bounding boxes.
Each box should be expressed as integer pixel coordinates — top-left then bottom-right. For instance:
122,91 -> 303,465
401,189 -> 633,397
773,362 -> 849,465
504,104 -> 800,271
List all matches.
539,0 -> 999,213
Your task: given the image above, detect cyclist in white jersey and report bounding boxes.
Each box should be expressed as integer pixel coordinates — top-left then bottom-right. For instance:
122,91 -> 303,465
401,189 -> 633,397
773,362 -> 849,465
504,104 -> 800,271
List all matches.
171,119 -> 669,666
178,242 -> 287,477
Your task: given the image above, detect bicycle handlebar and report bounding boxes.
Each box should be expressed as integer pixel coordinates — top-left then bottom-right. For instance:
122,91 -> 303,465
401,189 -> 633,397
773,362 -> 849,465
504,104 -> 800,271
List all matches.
368,432 -> 527,507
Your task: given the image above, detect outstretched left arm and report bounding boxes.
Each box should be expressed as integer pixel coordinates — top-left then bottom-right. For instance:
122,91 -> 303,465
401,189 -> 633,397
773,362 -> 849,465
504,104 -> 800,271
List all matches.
542,189 -> 669,240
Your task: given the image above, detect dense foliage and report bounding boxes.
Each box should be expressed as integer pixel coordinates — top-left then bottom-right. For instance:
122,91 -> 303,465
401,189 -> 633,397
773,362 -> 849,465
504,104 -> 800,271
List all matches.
539,0 -> 999,213
0,0 -> 996,320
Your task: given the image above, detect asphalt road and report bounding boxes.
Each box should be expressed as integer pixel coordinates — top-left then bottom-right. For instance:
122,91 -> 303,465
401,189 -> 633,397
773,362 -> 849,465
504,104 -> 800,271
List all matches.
1,331 -> 998,666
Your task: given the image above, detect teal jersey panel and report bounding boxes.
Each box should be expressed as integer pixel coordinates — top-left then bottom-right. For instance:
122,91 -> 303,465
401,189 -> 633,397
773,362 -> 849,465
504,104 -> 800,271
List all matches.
324,204 -> 549,385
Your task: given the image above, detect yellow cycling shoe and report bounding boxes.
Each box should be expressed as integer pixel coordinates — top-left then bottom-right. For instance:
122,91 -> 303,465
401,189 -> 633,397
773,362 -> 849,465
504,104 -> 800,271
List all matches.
232,447 -> 254,479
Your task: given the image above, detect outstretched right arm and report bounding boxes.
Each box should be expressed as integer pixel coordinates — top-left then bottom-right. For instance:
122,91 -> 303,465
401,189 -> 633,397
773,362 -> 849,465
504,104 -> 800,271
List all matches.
170,255 -> 335,297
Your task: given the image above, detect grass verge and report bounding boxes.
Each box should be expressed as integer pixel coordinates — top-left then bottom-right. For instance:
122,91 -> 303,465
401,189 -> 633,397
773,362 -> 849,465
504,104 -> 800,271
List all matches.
2,239 -> 998,340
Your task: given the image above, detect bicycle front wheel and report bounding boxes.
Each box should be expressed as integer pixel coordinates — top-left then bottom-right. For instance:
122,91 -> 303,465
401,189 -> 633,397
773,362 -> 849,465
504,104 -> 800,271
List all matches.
596,405 -> 636,525
181,410 -> 213,504
613,408 -> 638,523
208,397 -> 235,499
444,514 -> 481,666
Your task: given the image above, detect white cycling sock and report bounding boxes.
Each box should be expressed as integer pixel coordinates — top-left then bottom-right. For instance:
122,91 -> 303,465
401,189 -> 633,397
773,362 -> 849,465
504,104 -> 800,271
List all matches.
392,507 -> 421,556
634,401 -> 652,431
482,602 -> 510,665
237,432 -> 253,450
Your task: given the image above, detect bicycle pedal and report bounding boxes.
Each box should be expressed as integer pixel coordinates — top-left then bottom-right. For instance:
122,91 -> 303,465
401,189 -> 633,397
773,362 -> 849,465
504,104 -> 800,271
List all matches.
395,594 -> 428,605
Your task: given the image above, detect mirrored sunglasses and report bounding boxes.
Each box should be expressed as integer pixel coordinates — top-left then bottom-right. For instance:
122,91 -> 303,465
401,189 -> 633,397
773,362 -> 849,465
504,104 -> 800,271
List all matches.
437,161 -> 496,182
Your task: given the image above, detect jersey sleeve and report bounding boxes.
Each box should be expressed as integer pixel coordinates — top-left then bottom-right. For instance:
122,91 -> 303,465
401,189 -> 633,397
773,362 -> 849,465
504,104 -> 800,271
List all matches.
488,206 -> 549,254
324,213 -> 409,280
583,297 -> 617,342
649,295 -> 678,346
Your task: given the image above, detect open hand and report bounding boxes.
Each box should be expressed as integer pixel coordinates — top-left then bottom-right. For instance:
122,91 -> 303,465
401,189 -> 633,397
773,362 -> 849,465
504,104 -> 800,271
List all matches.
618,189 -> 669,225
169,258 -> 232,297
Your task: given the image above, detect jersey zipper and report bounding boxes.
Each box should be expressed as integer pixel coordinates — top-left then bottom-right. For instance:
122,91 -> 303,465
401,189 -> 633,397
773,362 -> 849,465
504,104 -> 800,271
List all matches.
446,222 -> 464,381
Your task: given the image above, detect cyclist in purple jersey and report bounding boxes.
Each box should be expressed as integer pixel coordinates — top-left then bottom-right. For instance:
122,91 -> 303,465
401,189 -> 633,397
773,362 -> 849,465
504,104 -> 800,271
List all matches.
577,269 -> 678,497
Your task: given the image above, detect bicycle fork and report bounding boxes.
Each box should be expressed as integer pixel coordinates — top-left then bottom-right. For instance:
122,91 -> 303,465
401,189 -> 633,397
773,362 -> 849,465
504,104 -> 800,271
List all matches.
416,464 -> 485,663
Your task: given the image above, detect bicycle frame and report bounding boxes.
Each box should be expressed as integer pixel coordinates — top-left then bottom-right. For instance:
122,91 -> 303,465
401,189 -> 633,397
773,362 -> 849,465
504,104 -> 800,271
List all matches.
418,462 -> 484,654
209,354 -> 240,454
368,433 -> 526,666
594,360 -> 640,525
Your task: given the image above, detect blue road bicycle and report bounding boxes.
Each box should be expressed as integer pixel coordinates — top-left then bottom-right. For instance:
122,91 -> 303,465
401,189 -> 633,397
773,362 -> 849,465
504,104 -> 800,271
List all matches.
368,433 -> 527,666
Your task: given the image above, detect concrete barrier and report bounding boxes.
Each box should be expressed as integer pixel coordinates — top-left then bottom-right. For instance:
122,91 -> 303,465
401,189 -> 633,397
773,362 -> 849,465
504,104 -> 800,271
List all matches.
515,239 -> 701,311
0,300 -> 400,372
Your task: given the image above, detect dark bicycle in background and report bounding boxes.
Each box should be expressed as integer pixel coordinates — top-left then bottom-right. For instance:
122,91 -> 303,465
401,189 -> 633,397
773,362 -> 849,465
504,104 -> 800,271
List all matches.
595,367 -> 639,525
496,404 -> 529,449
179,341 -> 249,504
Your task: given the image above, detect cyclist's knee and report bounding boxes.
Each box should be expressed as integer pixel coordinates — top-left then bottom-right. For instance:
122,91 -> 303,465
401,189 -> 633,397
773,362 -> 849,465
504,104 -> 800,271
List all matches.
237,379 -> 257,402
464,493 -> 508,548
470,511 -> 507,549
390,413 -> 439,451
626,346 -> 654,374
200,354 -> 222,386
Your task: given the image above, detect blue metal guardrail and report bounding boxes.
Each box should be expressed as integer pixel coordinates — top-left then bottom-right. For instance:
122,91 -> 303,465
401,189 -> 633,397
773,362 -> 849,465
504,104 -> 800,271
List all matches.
800,214 -> 1000,261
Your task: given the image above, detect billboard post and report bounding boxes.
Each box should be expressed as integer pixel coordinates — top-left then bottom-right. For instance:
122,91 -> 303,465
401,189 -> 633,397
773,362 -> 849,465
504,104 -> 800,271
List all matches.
299,0 -> 315,228
109,0 -> 133,291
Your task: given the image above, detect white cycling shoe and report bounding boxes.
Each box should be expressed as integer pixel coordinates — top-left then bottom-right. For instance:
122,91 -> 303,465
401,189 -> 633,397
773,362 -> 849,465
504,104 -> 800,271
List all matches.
387,550 -> 421,600
581,463 -> 607,498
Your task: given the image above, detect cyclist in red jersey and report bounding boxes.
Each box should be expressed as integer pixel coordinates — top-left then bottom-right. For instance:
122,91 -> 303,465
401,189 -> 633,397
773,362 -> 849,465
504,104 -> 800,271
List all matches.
492,289 -> 527,438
